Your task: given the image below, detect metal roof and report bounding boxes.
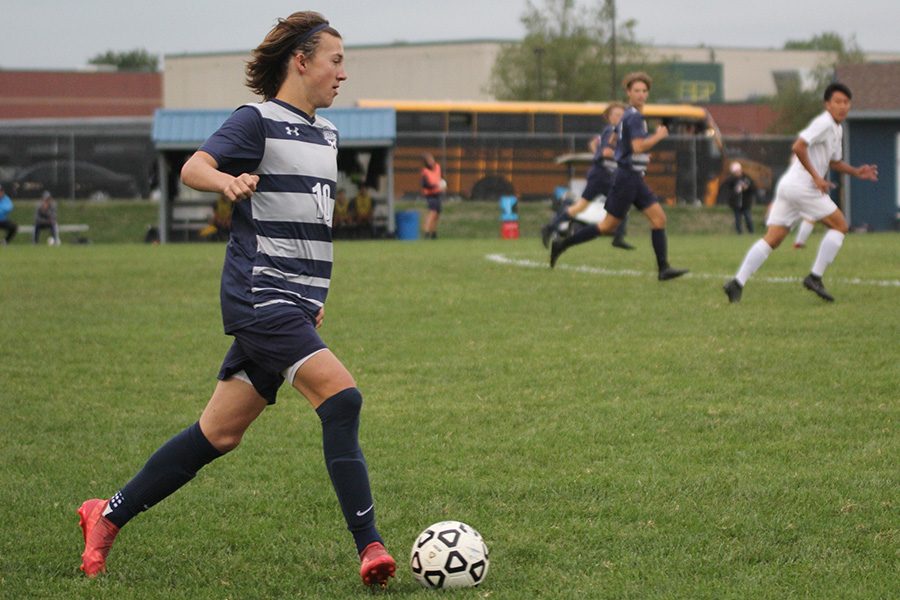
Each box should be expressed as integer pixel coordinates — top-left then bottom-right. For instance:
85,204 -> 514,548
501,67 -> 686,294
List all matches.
152,107 -> 395,150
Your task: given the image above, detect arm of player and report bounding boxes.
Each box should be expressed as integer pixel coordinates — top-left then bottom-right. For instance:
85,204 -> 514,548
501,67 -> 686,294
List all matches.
829,160 -> 879,182
602,133 -> 618,158
181,151 -> 259,202
791,138 -> 833,194
631,125 -> 668,154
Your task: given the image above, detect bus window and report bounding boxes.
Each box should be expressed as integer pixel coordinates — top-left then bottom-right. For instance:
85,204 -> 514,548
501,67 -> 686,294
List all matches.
534,113 -> 560,134
476,112 -> 529,133
562,114 -> 601,134
448,112 -> 473,133
396,111 -> 445,132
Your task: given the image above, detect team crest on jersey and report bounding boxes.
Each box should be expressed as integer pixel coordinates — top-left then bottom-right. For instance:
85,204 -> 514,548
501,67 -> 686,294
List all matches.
322,129 -> 338,149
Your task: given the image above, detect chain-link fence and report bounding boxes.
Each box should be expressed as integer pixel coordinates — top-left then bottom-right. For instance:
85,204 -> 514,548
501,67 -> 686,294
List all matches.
0,119 -> 155,200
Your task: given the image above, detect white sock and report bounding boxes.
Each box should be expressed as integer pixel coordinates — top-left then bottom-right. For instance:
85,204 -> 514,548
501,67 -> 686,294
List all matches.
794,220 -> 814,246
811,229 -> 845,277
735,239 -> 773,286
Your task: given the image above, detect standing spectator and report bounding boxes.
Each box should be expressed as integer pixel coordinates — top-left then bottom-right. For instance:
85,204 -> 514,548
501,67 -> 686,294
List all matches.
0,184 -> 17,245
421,153 -> 443,239
723,161 -> 756,234
33,191 -> 60,245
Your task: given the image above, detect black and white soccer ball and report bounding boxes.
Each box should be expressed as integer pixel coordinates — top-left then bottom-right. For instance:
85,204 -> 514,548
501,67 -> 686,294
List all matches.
410,520 -> 489,589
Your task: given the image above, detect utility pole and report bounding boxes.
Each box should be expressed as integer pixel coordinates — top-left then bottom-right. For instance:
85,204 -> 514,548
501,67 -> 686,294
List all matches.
534,46 -> 545,100
607,0 -> 617,99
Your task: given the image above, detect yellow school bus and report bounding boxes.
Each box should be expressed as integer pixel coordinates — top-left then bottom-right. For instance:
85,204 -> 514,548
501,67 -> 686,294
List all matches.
357,99 -> 738,204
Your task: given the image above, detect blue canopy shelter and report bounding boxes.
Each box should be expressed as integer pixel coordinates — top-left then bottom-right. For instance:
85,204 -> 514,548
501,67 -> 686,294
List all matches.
151,107 -> 396,242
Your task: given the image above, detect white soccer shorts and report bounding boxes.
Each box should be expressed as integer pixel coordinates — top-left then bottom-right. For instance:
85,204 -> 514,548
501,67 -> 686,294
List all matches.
766,183 -> 839,227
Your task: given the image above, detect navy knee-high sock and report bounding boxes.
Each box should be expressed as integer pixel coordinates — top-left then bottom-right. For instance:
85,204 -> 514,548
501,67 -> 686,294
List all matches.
104,422 -> 223,528
316,387 -> 382,554
562,224 -> 601,249
651,228 -> 669,270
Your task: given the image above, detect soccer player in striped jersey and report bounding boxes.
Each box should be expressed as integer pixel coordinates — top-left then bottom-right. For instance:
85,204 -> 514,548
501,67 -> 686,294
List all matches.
723,83 -> 878,303
76,12 -> 396,588
541,102 -> 633,250
550,72 -> 688,281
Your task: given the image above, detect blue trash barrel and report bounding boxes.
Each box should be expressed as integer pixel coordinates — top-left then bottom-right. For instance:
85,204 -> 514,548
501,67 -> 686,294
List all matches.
395,211 -> 420,240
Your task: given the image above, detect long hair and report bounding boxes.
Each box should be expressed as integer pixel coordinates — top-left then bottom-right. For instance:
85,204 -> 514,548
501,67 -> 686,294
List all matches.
245,11 -> 341,100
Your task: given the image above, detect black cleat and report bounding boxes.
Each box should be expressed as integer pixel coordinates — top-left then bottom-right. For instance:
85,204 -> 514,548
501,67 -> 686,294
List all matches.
541,224 -> 553,249
611,237 -> 636,250
658,266 -> 689,281
723,278 -> 743,303
803,274 -> 834,302
549,239 -> 566,268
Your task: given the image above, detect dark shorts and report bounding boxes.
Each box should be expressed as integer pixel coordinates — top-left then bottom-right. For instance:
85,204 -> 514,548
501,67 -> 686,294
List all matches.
218,309 -> 327,404
604,169 -> 658,219
426,194 -> 442,213
581,165 -> 612,201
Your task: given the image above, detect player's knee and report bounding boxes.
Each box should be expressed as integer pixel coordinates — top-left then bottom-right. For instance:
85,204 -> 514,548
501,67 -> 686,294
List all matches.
205,430 -> 244,453
317,387 -> 363,424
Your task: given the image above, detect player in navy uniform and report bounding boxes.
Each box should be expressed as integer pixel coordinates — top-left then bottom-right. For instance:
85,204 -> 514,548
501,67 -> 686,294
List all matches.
76,12 -> 396,588
550,72 -> 688,281
541,102 -> 633,250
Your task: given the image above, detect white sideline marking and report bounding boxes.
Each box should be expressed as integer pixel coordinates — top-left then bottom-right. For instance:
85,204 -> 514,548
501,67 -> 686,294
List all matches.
485,253 -> 900,288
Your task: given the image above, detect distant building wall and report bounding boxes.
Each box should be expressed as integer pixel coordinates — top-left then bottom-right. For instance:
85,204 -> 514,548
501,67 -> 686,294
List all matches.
649,46 -> 900,101
164,40 -> 503,109
0,71 -> 161,118
163,41 -> 900,110
704,103 -> 778,135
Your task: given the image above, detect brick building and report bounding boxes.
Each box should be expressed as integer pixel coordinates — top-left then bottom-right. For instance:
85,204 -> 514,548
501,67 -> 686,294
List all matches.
0,70 -> 161,119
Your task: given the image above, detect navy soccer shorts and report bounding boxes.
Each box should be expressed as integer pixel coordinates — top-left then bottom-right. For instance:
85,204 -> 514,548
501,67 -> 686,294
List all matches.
604,169 -> 658,219
426,194 -> 443,214
580,165 -> 612,202
218,309 -> 327,404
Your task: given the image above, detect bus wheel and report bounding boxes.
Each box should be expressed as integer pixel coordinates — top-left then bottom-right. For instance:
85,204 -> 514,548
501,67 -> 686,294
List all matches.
470,176 -> 514,200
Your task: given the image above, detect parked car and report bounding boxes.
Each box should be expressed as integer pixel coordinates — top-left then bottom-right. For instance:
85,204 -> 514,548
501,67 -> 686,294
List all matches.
4,160 -> 138,200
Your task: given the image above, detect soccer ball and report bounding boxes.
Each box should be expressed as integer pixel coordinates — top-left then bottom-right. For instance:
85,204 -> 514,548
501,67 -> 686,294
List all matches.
410,520 -> 489,589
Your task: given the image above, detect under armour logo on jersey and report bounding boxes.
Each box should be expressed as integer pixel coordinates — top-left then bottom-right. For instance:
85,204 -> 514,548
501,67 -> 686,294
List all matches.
285,126 -> 301,136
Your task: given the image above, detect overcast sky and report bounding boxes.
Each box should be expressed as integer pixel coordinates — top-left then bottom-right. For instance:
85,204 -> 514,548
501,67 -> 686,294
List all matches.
2,0 -> 898,70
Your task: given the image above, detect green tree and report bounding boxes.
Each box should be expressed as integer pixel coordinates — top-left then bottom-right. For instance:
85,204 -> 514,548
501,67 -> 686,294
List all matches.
88,49 -> 159,72
488,0 -> 674,102
768,32 -> 864,133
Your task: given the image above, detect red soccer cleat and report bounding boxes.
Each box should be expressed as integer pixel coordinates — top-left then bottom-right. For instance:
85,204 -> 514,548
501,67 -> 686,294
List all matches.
359,541 -> 396,588
77,498 -> 120,577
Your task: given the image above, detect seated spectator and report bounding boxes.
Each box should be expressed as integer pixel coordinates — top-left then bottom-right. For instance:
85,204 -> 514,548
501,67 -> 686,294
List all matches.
199,194 -> 233,241
333,188 -> 352,230
34,191 -> 60,245
352,185 -> 373,235
0,184 -> 17,245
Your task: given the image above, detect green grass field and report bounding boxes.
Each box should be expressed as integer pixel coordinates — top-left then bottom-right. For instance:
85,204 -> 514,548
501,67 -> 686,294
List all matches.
1,232 -> 897,599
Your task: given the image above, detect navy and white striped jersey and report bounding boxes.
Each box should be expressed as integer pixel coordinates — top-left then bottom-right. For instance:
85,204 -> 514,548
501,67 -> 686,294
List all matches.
199,99 -> 339,333
614,106 -> 651,173
592,124 -> 618,172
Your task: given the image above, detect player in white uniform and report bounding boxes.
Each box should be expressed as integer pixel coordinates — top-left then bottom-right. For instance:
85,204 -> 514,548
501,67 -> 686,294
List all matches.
723,83 -> 878,303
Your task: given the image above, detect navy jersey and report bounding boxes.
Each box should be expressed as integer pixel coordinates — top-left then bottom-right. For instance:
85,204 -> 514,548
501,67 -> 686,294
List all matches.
593,125 -> 618,172
614,106 -> 651,173
199,99 -> 339,333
